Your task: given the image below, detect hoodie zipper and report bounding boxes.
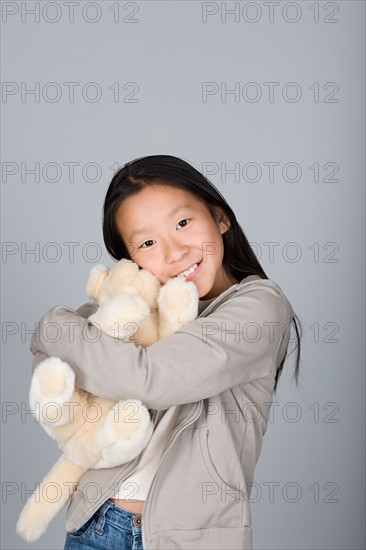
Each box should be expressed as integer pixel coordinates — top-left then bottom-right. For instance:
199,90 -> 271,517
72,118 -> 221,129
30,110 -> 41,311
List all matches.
141,399 -> 203,550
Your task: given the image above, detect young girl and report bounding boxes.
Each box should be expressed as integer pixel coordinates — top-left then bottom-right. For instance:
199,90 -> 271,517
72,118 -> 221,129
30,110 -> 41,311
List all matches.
30,154 -> 302,550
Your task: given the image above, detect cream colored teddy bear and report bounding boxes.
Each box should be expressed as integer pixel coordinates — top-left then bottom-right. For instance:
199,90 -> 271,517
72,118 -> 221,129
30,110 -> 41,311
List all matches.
16,258 -> 199,542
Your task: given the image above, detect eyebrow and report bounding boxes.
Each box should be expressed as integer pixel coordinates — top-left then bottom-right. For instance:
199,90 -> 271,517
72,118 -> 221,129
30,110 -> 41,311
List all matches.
129,204 -> 193,241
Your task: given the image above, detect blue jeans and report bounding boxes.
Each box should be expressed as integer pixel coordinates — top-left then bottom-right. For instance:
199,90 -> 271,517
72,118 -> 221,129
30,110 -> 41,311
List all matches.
64,499 -> 143,550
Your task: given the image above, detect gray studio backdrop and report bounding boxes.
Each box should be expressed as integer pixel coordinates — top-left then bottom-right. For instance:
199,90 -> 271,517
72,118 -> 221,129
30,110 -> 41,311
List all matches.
1,1 -> 365,549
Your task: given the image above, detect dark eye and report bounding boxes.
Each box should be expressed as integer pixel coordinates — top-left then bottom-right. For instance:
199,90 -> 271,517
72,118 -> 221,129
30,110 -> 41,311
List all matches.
177,219 -> 190,228
139,240 -> 155,249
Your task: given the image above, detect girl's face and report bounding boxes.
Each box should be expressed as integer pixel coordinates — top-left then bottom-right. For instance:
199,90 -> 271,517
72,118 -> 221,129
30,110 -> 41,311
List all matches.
115,184 -> 238,299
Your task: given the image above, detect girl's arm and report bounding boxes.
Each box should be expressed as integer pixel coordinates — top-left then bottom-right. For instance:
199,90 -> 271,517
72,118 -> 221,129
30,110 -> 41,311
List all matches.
30,282 -> 293,410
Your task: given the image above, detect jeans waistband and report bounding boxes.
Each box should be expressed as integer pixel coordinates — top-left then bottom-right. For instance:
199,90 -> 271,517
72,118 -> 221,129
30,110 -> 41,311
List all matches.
93,499 -> 142,535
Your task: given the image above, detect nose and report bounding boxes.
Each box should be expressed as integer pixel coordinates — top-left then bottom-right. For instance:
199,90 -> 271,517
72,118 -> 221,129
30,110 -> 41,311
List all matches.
163,237 -> 189,265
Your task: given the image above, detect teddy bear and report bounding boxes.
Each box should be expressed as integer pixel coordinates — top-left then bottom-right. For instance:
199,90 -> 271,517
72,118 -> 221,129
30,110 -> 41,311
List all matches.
16,258 -> 199,542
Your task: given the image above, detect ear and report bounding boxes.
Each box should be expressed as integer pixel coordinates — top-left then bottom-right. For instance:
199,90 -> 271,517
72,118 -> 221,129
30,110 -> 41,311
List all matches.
214,207 -> 231,235
86,264 -> 109,301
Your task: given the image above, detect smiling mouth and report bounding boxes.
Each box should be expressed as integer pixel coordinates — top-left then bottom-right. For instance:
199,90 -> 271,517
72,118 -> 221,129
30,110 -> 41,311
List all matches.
173,261 -> 201,278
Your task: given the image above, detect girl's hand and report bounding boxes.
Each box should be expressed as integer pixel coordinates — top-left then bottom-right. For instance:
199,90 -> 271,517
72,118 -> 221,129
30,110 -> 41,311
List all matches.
28,302 -> 94,360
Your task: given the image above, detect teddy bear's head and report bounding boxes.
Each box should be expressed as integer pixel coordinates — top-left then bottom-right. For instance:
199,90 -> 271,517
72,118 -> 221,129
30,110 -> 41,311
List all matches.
86,258 -> 162,309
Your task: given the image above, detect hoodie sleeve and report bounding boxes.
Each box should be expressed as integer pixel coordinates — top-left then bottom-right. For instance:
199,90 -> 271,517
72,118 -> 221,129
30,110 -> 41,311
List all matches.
30,282 -> 292,410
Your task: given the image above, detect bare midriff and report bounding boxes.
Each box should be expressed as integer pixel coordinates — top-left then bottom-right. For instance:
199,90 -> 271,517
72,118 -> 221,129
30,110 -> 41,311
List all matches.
110,499 -> 145,514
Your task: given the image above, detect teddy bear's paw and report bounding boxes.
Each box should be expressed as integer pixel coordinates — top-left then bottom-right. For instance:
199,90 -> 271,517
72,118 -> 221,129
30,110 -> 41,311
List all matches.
157,277 -> 199,323
16,513 -> 45,542
95,400 -> 154,468
134,268 -> 162,307
29,358 -> 75,423
90,294 -> 150,340
16,497 -> 49,542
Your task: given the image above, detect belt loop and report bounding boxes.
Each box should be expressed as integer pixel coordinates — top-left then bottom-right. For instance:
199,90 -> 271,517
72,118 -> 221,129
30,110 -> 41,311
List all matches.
93,499 -> 114,535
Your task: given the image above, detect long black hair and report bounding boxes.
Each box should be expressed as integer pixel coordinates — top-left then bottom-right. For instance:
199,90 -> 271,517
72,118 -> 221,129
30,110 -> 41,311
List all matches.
102,154 -> 302,393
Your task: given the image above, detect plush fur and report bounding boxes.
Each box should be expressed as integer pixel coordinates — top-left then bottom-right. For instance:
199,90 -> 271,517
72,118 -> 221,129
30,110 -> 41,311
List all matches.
17,258 -> 199,542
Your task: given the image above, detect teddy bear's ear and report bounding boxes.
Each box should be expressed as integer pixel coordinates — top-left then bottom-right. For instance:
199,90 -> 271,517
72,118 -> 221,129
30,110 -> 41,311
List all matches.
86,264 -> 109,301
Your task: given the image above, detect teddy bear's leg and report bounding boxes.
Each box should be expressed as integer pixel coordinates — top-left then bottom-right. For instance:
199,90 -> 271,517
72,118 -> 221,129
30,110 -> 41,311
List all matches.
157,277 -> 199,339
16,455 -> 85,542
30,358 -> 79,428
94,399 -> 154,469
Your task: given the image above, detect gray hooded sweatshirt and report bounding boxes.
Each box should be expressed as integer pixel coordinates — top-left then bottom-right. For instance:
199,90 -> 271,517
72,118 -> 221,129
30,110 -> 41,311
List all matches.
30,274 -> 294,550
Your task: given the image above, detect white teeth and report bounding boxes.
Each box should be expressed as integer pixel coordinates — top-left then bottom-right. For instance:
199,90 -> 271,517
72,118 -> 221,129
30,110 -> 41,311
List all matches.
174,263 -> 199,278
